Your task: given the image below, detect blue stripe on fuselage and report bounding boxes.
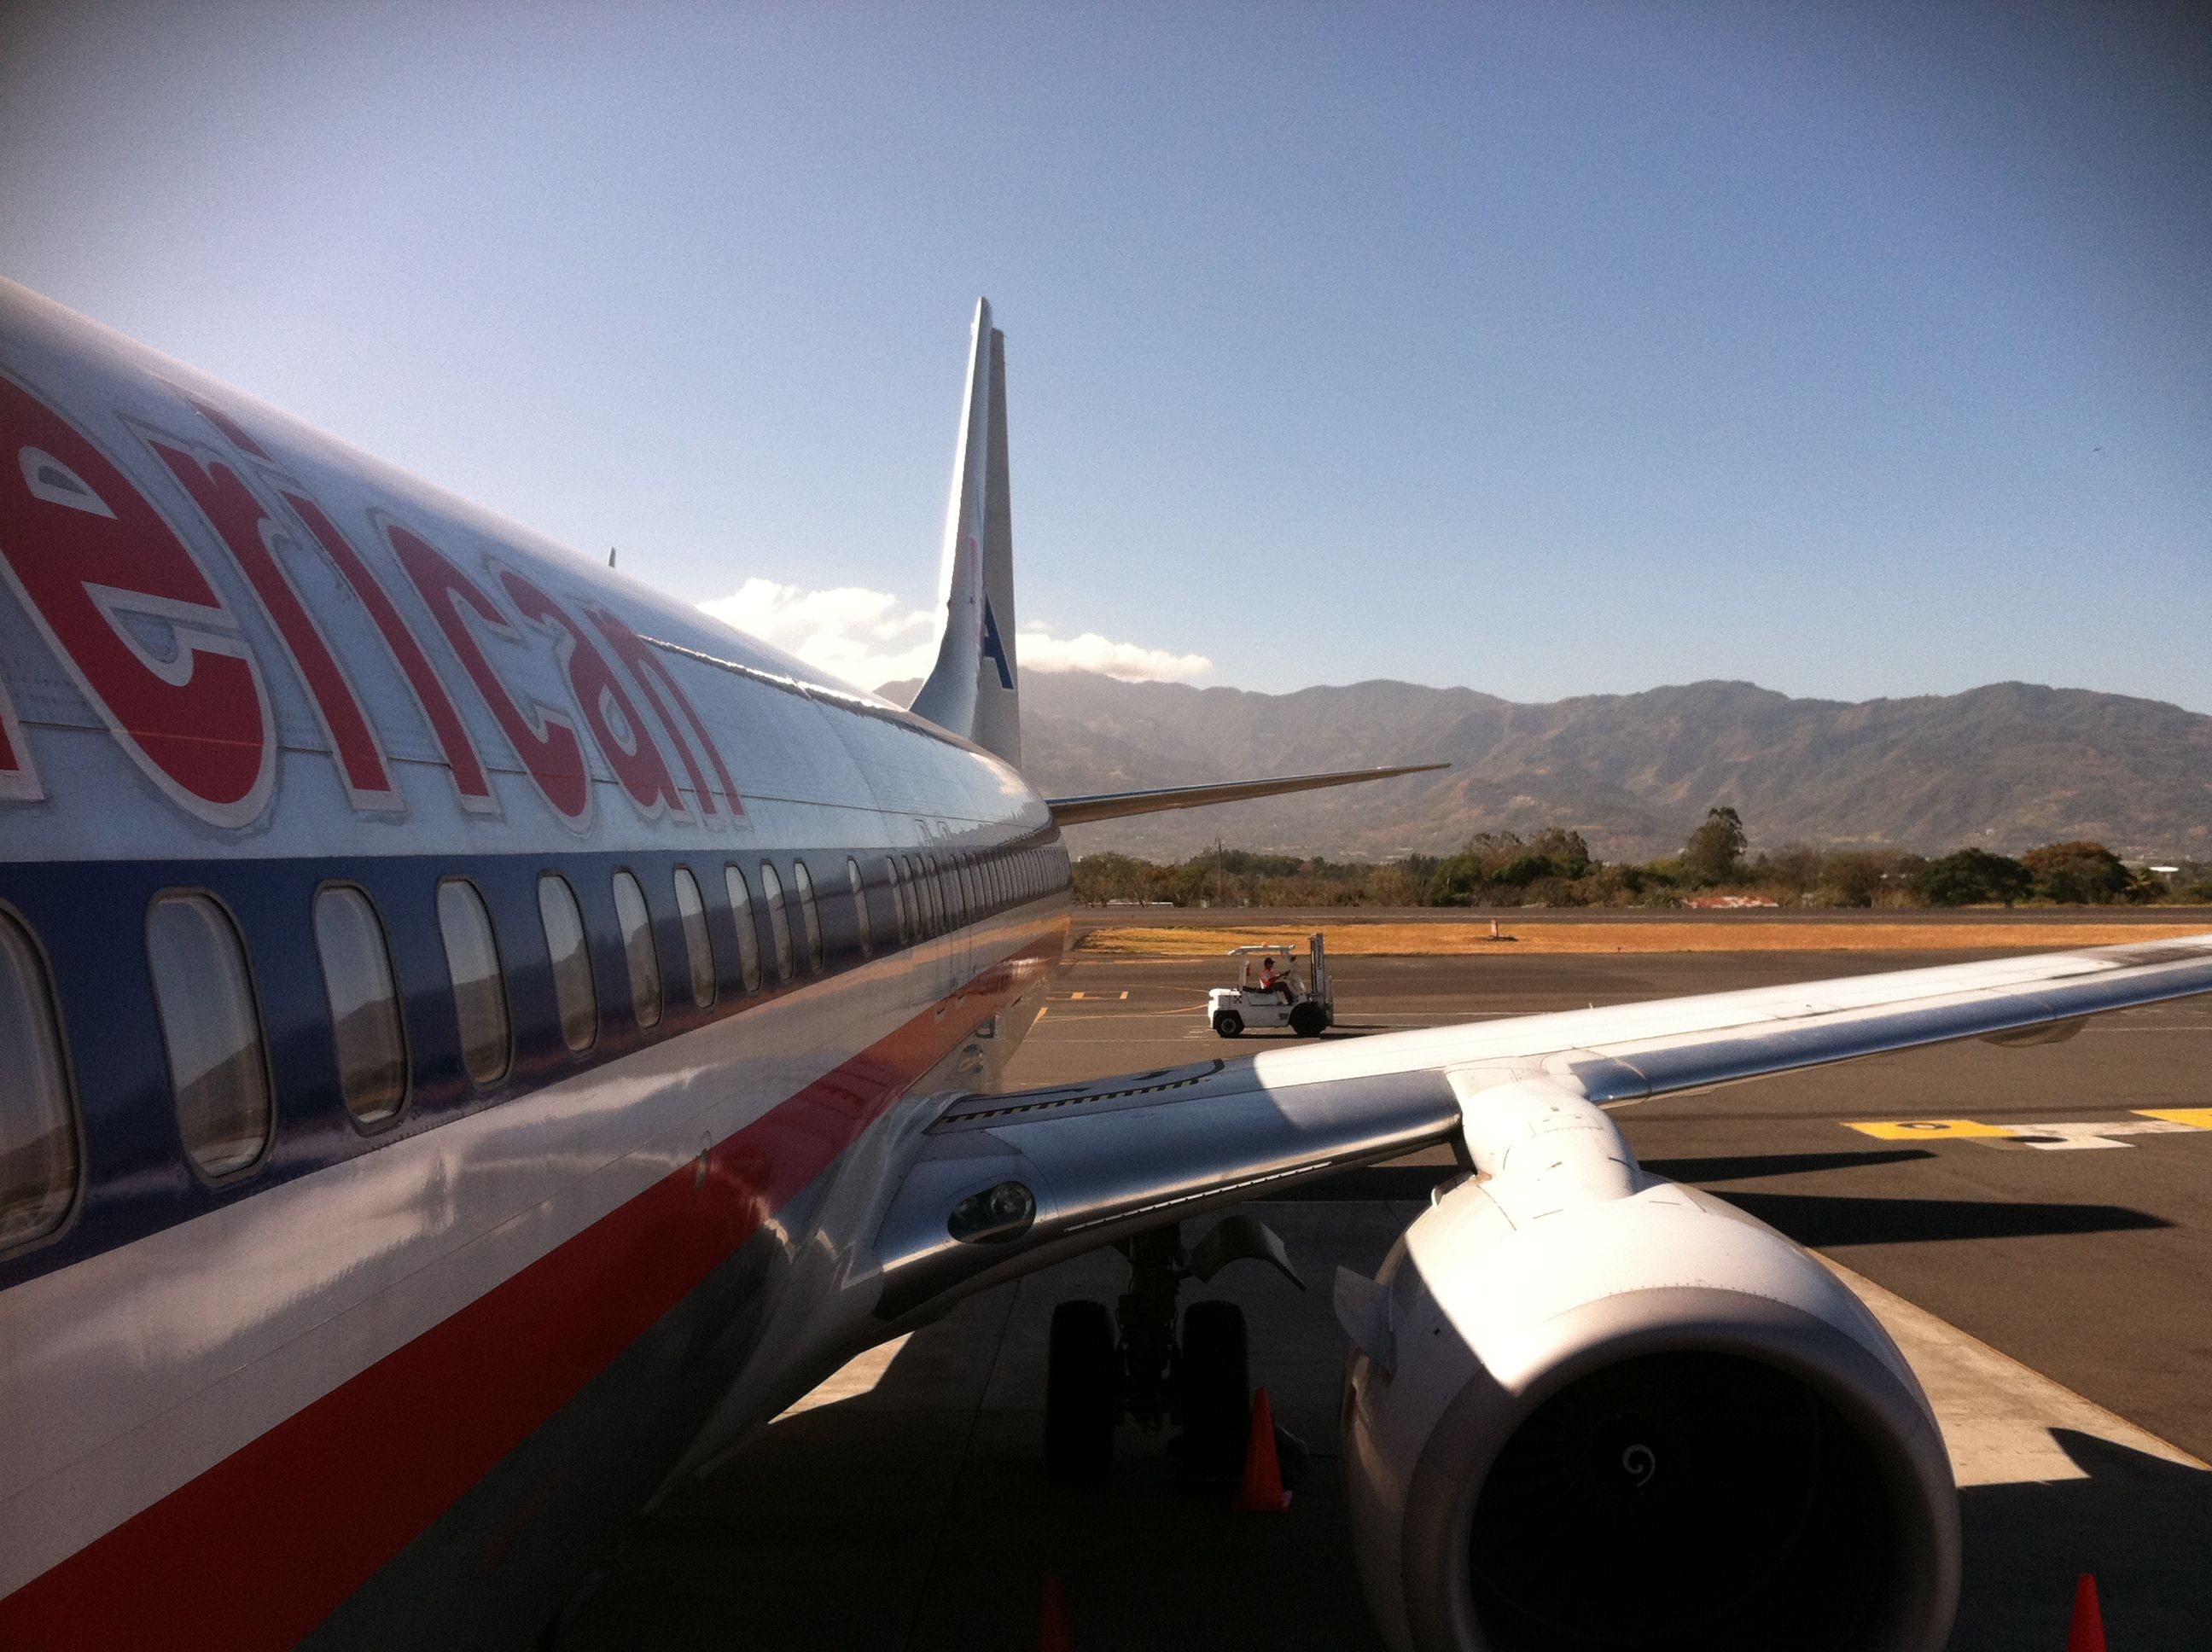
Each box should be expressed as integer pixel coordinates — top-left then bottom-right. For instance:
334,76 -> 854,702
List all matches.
0,835 -> 1069,1291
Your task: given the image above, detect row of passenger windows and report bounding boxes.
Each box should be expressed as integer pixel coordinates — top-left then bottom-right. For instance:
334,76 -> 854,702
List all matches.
0,843 -> 1069,1252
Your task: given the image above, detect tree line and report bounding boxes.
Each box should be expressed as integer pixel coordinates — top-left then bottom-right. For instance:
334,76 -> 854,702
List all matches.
1072,811 -> 2212,910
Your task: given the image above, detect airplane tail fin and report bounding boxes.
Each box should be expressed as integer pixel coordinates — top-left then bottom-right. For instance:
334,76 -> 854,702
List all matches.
911,299 -> 1022,766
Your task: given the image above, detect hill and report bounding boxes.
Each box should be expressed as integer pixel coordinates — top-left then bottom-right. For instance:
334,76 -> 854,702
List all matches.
885,672 -> 2212,863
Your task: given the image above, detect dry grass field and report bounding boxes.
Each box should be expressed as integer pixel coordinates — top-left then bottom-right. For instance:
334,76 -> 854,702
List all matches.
1075,920 -> 2212,957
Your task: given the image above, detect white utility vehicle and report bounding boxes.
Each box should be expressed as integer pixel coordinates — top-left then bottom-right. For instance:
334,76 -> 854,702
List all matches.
1208,934 -> 1334,1038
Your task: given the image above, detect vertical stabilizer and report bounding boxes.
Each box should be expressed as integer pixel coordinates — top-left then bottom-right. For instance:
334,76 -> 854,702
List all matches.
911,300 -> 1021,766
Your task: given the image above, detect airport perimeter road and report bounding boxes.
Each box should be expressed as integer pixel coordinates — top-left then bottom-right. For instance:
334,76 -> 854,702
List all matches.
559,944 -> 2212,1651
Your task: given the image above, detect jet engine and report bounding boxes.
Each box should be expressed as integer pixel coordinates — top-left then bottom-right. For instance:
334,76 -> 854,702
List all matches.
1335,1079 -> 1959,1652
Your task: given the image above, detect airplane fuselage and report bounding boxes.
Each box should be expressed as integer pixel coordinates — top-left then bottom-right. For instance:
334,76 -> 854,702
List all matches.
0,279 -> 1065,1647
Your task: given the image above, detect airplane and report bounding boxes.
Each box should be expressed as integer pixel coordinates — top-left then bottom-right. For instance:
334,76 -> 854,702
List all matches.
0,277 -> 2206,1652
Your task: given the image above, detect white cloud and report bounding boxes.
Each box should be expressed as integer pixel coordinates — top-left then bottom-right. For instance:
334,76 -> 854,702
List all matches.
698,578 -> 939,691
1017,626 -> 1214,682
698,579 -> 1212,692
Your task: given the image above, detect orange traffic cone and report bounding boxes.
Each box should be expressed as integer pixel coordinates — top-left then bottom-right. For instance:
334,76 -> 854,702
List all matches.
1235,1387 -> 1294,1512
2066,1573 -> 2105,1652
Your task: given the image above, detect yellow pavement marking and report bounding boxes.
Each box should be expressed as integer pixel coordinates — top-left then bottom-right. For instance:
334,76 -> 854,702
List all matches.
1064,991 -> 1130,1000
2135,1108 -> 2212,1130
1848,1114 -> 2212,1150
1846,1118 -> 2017,1140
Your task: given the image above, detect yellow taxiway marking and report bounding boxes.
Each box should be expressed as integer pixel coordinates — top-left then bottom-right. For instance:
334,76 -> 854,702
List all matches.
1846,1119 -> 2017,1140
1064,991 -> 1130,1000
1848,1113 -> 2212,1150
2135,1108 -> 2212,1130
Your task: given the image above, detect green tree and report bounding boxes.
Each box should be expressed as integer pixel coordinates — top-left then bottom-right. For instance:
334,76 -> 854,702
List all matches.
1752,843 -> 1825,895
1525,827 -> 1594,880
1681,807 -> 1747,883
2021,841 -> 2133,904
1913,847 -> 2033,907
1816,850 -> 1927,907
1429,852 -> 1486,906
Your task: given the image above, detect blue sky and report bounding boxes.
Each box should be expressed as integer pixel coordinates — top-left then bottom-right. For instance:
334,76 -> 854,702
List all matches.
3,2 -> 2208,709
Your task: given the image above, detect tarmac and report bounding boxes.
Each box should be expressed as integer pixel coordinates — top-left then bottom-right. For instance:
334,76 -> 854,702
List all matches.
559,928 -> 2212,1650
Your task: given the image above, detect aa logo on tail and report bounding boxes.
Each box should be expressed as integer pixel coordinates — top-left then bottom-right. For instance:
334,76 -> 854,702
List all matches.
981,596 -> 1014,691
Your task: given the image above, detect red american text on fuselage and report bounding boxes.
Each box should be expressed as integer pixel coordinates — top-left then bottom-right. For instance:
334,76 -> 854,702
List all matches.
0,369 -> 742,834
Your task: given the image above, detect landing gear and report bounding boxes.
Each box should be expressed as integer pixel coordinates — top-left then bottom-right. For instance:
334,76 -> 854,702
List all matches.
1039,1217 -> 1300,1484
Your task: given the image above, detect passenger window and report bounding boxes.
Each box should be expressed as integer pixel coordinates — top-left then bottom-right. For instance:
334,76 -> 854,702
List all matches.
884,857 -> 907,945
938,855 -> 958,926
611,871 -> 663,1028
909,855 -> 934,934
313,886 -> 408,1125
436,879 -> 510,1085
536,874 -> 598,1052
793,860 -> 824,974
760,862 -> 795,981
847,858 -> 872,957
0,911 -> 77,1247
148,893 -> 271,1177
724,864 -> 762,992
672,867 -> 716,1010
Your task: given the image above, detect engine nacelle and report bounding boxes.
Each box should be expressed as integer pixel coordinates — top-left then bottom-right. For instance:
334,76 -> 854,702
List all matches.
1338,1079 -> 1959,1652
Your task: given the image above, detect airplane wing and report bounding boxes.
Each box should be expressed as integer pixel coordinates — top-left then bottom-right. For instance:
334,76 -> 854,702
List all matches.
866,933 -> 2212,1319
1046,762 -> 1449,826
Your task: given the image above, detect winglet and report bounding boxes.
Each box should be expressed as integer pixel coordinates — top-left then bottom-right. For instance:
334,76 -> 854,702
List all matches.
911,300 -> 1022,766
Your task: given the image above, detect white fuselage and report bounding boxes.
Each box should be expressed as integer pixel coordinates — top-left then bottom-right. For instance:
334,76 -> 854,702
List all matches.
0,278 -> 1064,1648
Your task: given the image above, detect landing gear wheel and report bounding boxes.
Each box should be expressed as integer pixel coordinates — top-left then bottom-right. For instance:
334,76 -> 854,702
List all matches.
1213,1010 -> 1244,1038
1045,1300 -> 1118,1484
1289,1002 -> 1326,1038
1174,1300 -> 1250,1480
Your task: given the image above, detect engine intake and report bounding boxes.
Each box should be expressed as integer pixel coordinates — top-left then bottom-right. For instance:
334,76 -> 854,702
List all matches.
1339,1079 -> 1959,1652
1470,1349 -> 1892,1649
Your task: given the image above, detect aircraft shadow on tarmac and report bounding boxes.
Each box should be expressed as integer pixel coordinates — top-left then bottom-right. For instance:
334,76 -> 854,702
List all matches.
556,1209 -> 2207,1652
1642,1148 -> 1938,1181
1706,1190 -> 2171,1248
1953,1428 -> 2212,1649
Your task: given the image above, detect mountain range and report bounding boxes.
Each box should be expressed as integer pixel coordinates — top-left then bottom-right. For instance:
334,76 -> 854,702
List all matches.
886,672 -> 2212,864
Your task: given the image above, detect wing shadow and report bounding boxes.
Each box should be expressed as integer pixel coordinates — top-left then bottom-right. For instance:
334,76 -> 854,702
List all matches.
1710,1190 -> 2171,1246
1954,1429 -> 2212,1649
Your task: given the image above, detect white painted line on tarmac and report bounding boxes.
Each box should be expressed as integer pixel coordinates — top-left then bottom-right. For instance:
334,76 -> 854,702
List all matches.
774,1335 -> 913,1417
1822,1259 -> 2208,1486
1975,1120 -> 2201,1151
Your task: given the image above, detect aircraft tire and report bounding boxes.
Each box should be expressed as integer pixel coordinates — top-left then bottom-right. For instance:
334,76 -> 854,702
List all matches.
1175,1300 -> 1250,1480
1289,1001 -> 1326,1038
1213,1010 -> 1244,1038
1045,1299 -> 1118,1483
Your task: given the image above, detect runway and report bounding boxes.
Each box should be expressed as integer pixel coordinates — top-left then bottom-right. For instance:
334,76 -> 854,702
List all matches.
559,938 -> 2212,1649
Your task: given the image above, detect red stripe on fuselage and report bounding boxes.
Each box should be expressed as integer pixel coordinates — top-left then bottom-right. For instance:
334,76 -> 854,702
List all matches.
0,939 -> 1055,1649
